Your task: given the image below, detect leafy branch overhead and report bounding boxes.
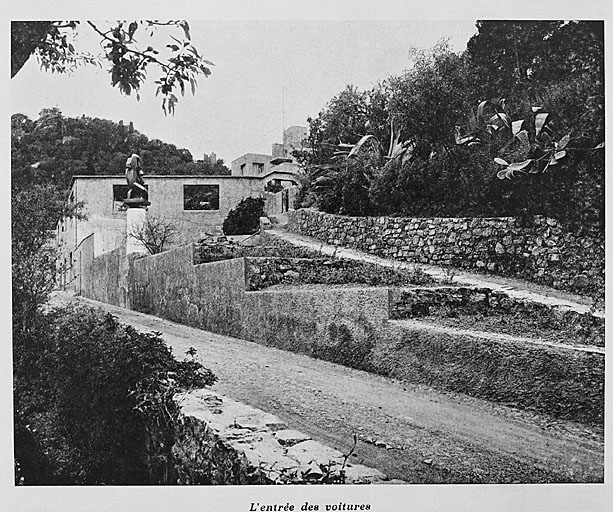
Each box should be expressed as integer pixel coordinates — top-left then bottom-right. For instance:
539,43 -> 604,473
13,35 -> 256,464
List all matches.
11,20 -> 214,115
455,98 -> 604,179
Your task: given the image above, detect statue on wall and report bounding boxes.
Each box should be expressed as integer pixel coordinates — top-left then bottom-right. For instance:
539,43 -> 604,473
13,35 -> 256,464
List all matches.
124,153 -> 149,206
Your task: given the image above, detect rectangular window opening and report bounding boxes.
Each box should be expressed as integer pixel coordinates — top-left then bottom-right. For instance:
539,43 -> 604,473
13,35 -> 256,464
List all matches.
184,184 -> 220,211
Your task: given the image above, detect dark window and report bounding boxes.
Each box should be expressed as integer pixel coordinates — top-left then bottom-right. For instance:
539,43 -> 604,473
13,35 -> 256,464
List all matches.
113,184 -> 130,202
184,185 -> 219,210
253,162 -> 264,174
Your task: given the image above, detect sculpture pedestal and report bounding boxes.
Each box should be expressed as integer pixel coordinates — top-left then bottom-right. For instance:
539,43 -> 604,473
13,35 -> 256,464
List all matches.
126,207 -> 148,255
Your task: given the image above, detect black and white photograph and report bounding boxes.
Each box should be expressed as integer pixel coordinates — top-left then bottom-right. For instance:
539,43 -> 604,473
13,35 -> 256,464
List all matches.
4,1 -> 610,511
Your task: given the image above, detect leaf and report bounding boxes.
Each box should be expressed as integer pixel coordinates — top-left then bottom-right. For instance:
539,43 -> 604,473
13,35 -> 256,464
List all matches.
553,150 -> 567,160
593,142 -> 605,149
497,113 -> 511,128
511,119 -> 524,136
506,159 -> 533,171
180,21 -> 191,40
497,169 -> 510,179
128,21 -> 138,40
454,127 -> 478,146
557,134 -> 571,150
494,157 -> 509,166
202,59 -> 215,66
515,130 -> 530,145
477,100 -> 489,121
535,112 -> 550,137
531,106 -> 543,113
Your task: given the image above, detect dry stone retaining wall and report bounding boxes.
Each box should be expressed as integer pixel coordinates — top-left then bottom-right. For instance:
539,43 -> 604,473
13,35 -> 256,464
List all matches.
286,209 -> 604,297
390,286 -> 605,346
173,389 -> 393,484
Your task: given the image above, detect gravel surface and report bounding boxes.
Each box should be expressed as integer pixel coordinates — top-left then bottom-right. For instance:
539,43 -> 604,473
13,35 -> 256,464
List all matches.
59,294 -> 604,484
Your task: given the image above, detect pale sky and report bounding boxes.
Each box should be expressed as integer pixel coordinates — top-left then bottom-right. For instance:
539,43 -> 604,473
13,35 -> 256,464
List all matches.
11,20 -> 479,164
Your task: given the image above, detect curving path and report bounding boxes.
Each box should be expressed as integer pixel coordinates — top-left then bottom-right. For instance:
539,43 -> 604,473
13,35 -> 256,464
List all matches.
58,293 -> 604,484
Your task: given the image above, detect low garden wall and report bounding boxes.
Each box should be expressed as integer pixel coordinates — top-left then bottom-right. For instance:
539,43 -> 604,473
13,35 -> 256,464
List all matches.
286,209 -> 604,298
79,243 -> 129,307
173,389 -> 391,484
129,245 -> 389,372
390,286 -> 604,346
124,243 -> 603,426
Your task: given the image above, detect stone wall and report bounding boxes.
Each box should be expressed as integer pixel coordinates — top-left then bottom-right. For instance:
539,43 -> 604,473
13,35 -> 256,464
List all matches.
244,257 -> 434,291
79,242 -> 129,307
130,246 -> 389,372
126,244 -> 603,424
390,287 -> 605,347
173,389 -> 392,484
286,209 -> 604,298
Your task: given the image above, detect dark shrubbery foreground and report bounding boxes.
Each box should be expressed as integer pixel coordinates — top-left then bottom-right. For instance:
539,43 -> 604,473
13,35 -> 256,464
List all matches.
13,304 -> 216,485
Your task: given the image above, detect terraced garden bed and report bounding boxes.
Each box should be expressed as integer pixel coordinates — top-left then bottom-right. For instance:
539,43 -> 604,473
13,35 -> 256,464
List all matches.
245,257 -> 435,291
425,311 -> 604,348
194,237 -> 437,289
390,287 -> 604,347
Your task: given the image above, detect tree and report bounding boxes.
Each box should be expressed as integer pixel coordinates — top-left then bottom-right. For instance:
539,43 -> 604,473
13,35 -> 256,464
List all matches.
11,20 -> 213,114
12,184 -> 84,332
11,111 -> 209,189
129,214 -> 179,255
222,197 -> 265,235
466,21 -> 604,96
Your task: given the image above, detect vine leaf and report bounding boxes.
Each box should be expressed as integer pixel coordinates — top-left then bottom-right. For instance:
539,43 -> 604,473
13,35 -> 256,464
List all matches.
535,112 -> 550,137
506,159 -> 532,172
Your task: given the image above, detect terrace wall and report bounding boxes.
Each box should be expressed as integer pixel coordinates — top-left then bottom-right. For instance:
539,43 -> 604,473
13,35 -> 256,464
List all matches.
121,244 -> 604,424
286,209 -> 604,298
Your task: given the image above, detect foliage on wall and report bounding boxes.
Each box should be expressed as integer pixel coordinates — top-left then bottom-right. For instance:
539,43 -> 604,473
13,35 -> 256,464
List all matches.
222,197 -> 265,235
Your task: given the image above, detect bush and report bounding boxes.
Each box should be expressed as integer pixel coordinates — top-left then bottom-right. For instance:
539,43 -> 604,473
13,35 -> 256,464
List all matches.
13,304 -> 216,485
222,197 -> 265,235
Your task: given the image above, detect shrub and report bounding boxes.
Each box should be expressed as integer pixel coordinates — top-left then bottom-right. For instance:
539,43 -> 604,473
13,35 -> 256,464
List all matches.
222,197 -> 265,235
13,304 -> 216,485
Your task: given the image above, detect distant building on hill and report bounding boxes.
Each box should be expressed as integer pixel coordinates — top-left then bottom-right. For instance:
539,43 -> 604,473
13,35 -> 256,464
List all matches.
231,125 -> 307,191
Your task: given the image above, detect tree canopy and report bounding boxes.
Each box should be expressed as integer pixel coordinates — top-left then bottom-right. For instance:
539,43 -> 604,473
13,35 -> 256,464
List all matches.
12,109 -> 230,191
296,21 -> 604,230
11,20 -> 213,114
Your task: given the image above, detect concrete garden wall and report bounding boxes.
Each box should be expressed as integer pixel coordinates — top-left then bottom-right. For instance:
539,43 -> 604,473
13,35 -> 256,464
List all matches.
120,243 -> 604,425
286,209 -> 604,298
79,240 -> 129,307
128,245 -> 389,372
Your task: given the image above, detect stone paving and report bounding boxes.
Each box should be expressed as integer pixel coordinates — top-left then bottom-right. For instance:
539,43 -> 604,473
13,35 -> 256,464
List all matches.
174,388 -> 402,484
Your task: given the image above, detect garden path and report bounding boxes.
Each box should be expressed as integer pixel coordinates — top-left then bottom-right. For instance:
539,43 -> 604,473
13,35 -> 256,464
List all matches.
266,229 -> 603,317
54,293 -> 604,484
